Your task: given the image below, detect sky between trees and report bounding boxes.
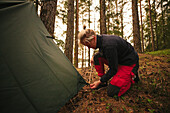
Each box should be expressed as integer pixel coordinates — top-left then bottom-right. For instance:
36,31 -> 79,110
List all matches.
54,0 -> 145,45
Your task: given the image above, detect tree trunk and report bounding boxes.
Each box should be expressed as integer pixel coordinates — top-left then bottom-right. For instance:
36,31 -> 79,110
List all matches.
132,0 -> 141,53
153,0 -> 158,50
100,0 -> 107,34
139,0 -> 144,52
107,0 -> 110,34
120,0 -> 124,39
88,0 -> 91,67
74,0 -> 79,68
40,0 -> 57,36
148,0 -> 155,51
149,35 -> 151,51
85,46 -> 86,67
65,0 -> 74,63
35,0 -> 38,13
81,46 -> 84,69
161,0 -> 166,47
115,0 -> 119,36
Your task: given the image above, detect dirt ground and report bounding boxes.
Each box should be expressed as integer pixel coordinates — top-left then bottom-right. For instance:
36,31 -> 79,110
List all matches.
58,53 -> 170,113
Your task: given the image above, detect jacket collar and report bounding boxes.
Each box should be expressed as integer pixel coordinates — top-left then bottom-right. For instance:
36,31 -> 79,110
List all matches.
96,35 -> 102,49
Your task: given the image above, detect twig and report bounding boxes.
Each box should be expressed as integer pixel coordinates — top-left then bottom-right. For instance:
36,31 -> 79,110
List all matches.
69,99 -> 76,110
89,66 -> 93,84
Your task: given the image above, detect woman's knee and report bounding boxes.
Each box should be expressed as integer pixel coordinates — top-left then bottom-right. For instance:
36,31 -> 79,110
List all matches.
93,53 -> 101,64
107,83 -> 120,97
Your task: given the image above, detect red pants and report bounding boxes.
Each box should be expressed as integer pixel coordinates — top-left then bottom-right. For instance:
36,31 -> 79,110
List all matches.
110,64 -> 136,96
93,53 -> 137,96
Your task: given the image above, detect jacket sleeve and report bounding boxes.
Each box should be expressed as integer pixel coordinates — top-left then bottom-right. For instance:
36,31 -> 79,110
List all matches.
100,47 -> 118,83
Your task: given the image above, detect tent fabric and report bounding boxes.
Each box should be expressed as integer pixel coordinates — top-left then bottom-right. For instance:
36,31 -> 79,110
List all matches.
0,1 -> 86,113
0,0 -> 27,2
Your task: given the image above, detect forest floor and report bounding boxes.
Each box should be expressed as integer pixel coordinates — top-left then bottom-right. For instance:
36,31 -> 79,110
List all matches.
59,51 -> 170,113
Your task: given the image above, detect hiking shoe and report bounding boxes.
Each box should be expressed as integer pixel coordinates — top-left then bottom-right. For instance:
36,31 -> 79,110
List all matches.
94,82 -> 108,90
134,73 -> 140,83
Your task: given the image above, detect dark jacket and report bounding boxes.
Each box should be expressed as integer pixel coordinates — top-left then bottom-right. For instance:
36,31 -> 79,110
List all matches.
96,34 -> 139,83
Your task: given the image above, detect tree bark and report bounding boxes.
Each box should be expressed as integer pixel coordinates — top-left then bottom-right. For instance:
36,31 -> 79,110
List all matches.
107,0 -> 110,34
81,46 -> 84,69
148,0 -> 155,51
40,0 -> 57,36
120,0 -> 124,39
74,0 -> 79,68
139,0 -> 144,52
85,46 -> 86,67
100,0 -> 107,34
153,0 -> 158,50
161,0 -> 166,48
65,0 -> 74,63
132,0 -> 141,52
115,0 -> 119,36
88,0 -> 91,67
35,0 -> 38,13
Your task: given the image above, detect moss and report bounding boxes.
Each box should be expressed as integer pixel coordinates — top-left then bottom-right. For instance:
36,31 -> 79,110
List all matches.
146,49 -> 170,56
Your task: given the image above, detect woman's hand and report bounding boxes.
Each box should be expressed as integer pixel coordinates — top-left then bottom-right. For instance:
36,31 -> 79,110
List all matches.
90,56 -> 94,65
90,80 -> 102,89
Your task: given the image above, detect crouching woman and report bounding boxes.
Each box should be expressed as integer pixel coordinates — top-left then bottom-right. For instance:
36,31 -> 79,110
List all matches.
78,26 -> 139,97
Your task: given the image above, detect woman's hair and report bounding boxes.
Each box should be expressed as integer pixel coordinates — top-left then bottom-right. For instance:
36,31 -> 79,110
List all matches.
78,25 -> 96,44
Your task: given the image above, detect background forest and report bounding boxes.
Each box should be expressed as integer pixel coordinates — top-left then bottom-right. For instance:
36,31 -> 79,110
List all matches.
34,0 -> 169,68
30,0 -> 170,112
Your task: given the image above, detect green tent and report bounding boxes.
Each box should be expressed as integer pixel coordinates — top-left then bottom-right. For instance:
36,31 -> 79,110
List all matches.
0,0 -> 87,113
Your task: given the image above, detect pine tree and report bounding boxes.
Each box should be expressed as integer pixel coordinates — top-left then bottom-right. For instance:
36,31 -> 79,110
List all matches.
148,0 -> 155,51
100,0 -> 107,34
74,0 -> 79,68
132,0 -> 141,52
88,0 -> 91,67
65,0 -> 74,63
40,0 -> 58,36
139,0 -> 144,52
